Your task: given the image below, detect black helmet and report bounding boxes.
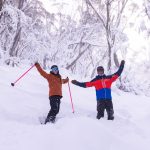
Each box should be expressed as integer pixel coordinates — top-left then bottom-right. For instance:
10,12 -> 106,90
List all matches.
97,66 -> 104,72
51,65 -> 58,70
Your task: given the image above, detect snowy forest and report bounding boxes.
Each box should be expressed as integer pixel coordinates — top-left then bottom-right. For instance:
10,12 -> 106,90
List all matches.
0,0 -> 150,96
1,1 -> 150,150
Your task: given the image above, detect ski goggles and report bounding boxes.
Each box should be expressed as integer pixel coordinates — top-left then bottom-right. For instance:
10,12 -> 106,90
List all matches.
51,67 -> 59,72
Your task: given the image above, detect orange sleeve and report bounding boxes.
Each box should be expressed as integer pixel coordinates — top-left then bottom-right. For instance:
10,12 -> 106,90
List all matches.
62,78 -> 69,84
35,64 -> 49,79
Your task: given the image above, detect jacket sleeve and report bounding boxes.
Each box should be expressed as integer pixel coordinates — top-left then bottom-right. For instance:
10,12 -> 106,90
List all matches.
35,63 -> 49,79
72,81 -> 86,88
110,61 -> 125,82
72,79 -> 96,88
62,78 -> 69,84
86,81 -> 96,87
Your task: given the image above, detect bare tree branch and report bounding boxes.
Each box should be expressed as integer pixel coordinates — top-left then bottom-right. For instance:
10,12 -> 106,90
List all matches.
0,0 -> 4,11
144,0 -> 150,20
66,44 -> 90,70
86,0 -> 106,28
116,0 -> 128,27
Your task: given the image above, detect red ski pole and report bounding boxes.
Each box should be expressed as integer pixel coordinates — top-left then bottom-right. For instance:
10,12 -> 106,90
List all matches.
68,82 -> 75,113
11,64 -> 35,86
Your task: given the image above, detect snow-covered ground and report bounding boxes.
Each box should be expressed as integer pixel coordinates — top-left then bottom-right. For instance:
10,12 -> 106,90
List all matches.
0,65 -> 150,150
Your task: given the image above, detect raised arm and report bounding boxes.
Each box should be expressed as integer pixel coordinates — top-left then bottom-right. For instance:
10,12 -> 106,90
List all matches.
110,60 -> 125,82
35,63 -> 49,79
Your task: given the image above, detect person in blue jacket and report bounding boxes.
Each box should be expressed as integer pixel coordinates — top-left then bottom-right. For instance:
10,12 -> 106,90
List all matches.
71,60 -> 125,120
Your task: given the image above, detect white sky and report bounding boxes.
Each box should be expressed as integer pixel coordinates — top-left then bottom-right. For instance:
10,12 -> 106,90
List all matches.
40,0 -> 81,20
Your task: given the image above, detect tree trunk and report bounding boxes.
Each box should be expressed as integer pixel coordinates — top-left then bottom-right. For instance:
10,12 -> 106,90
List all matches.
0,0 -> 3,20
66,44 -> 90,70
106,0 -> 111,72
107,36 -> 111,71
9,27 -> 21,57
114,53 -> 119,67
18,0 -> 26,10
0,0 -> 5,12
0,0 -> 3,11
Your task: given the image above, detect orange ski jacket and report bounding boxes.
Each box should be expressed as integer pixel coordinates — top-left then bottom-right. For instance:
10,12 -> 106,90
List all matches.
35,63 -> 68,97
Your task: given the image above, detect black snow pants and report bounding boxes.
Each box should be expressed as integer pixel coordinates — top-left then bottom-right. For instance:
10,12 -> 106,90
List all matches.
46,95 -> 61,122
97,100 -> 114,120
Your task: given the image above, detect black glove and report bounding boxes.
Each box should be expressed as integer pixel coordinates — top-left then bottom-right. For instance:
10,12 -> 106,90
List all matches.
71,80 -> 77,84
35,62 -> 39,66
121,60 -> 125,65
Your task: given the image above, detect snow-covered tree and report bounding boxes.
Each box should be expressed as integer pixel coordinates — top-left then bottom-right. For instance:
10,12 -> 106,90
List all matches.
0,0 -> 149,96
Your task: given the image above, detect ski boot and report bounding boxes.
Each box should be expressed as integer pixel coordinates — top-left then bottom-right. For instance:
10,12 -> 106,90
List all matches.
45,116 -> 56,124
96,113 -> 104,119
108,115 -> 114,120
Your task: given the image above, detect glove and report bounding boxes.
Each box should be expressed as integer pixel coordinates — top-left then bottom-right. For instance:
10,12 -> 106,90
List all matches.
71,80 -> 77,84
121,60 -> 125,65
66,77 -> 69,82
35,62 -> 39,66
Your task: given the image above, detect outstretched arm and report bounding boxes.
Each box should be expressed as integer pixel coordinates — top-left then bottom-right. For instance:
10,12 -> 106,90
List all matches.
72,80 -> 95,88
110,60 -> 125,82
72,80 -> 86,88
35,63 -> 49,79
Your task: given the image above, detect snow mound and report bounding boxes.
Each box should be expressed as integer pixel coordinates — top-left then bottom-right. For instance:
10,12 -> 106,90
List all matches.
0,66 -> 150,150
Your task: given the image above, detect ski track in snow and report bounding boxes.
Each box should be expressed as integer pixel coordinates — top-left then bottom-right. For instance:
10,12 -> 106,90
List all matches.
0,66 -> 150,150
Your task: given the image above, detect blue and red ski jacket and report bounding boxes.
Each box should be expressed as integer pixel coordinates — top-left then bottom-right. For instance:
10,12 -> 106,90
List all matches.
73,61 -> 125,101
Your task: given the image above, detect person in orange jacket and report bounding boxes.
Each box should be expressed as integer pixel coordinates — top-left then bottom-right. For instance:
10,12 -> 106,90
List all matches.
35,63 -> 69,123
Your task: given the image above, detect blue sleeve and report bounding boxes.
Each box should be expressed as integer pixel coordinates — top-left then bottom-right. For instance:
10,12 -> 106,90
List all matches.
110,61 -> 125,77
115,61 -> 125,76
